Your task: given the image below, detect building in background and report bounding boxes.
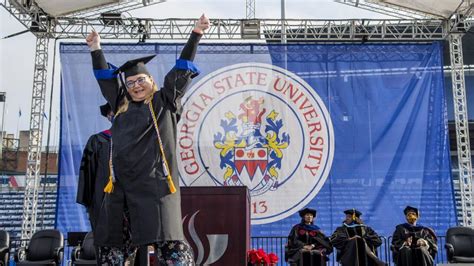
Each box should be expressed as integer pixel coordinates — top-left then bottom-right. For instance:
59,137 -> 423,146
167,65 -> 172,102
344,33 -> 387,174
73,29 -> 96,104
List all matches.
0,130 -> 58,240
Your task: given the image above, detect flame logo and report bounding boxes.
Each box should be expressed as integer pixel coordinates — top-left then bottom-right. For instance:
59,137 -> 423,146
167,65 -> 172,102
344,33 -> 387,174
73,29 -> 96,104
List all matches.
182,210 -> 229,265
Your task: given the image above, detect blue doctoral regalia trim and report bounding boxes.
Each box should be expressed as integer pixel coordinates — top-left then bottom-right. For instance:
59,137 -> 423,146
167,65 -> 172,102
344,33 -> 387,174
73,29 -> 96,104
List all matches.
343,222 -> 366,228
175,59 -> 201,77
93,63 -> 118,80
299,223 -> 320,231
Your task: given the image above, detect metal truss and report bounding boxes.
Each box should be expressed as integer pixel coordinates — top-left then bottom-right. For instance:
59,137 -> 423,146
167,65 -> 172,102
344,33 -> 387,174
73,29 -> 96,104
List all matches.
20,36 -> 50,243
246,0 -> 255,19
0,1 -> 450,41
451,1 -> 474,227
449,33 -> 473,227
449,3 -> 474,33
27,17 -> 448,41
2,0 -> 53,34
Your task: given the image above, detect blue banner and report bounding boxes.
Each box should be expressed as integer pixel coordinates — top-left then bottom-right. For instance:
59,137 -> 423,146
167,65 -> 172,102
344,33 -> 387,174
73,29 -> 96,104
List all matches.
58,42 -> 455,244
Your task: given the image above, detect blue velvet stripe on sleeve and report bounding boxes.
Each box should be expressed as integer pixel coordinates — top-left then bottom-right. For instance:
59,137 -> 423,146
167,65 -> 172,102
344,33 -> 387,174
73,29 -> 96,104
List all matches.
175,59 -> 201,77
93,63 -> 118,80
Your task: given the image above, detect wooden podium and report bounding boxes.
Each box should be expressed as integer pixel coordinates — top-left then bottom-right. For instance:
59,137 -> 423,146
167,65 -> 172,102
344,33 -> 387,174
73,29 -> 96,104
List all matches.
181,186 -> 250,265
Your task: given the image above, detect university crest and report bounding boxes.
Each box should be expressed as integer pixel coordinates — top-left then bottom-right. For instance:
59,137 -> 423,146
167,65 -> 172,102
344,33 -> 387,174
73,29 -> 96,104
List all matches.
177,63 -> 334,224
213,96 -> 290,196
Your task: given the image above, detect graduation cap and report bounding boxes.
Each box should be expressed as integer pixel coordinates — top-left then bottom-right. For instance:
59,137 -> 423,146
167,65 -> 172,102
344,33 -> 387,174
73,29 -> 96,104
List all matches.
344,209 -> 362,218
298,207 -> 317,218
113,55 -> 156,79
403,206 -> 419,216
100,103 -> 112,117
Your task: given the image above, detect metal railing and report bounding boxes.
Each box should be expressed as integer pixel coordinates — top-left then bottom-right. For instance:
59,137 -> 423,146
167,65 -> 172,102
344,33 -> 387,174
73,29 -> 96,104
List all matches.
5,235 -> 448,265
251,235 -> 448,266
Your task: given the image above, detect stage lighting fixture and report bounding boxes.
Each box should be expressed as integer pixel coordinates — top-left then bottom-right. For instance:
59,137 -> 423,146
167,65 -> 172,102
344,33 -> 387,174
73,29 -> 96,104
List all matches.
241,19 -> 261,39
137,19 -> 150,43
101,12 -> 124,26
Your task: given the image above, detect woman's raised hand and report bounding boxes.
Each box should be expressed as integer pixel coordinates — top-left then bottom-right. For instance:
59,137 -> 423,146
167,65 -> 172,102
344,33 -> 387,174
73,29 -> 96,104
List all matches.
86,31 -> 101,51
193,13 -> 210,34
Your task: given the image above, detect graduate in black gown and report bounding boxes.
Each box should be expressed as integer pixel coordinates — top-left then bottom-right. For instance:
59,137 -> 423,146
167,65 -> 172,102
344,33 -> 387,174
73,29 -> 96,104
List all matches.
330,209 -> 385,266
286,208 -> 333,266
76,104 -> 135,265
77,103 -> 113,233
86,14 -> 210,265
391,206 -> 437,266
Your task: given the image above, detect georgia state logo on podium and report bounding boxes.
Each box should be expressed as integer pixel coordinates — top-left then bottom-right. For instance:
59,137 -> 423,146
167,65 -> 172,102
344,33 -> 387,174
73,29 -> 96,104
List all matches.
178,63 -> 334,224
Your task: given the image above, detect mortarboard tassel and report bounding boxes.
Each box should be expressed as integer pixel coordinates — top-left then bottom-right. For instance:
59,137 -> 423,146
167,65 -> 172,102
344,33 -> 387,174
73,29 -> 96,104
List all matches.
352,208 -> 356,221
167,174 -> 177,193
104,176 -> 114,193
149,100 -> 177,194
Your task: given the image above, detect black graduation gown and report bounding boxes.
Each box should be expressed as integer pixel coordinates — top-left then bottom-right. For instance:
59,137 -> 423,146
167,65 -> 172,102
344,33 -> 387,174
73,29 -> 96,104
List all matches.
286,223 -> 333,266
330,224 -> 385,266
76,130 -> 111,232
90,32 -> 201,246
391,223 -> 437,266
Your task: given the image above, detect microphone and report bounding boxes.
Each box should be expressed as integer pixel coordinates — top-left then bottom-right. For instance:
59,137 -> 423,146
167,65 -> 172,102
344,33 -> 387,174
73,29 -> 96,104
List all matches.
188,165 -> 210,186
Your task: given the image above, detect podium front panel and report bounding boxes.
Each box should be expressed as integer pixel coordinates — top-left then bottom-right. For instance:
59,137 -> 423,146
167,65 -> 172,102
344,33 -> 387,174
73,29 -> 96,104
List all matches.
181,186 -> 250,265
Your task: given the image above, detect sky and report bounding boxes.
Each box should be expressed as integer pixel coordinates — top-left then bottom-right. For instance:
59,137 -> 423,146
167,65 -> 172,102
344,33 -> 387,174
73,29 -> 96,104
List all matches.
0,0 -> 390,148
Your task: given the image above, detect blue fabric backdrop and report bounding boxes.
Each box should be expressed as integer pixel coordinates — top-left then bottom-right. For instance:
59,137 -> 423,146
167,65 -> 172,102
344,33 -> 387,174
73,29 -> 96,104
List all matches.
57,42 -> 455,242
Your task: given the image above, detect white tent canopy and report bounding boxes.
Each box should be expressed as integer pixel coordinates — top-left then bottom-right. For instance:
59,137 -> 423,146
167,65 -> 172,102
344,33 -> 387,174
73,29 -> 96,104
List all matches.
34,0 -> 118,16
28,0 -> 165,17
371,0 -> 464,18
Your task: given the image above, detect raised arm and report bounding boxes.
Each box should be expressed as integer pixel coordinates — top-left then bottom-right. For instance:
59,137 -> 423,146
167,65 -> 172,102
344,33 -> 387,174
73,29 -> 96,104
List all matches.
86,31 -> 121,112
179,13 -> 209,63
159,14 -> 210,112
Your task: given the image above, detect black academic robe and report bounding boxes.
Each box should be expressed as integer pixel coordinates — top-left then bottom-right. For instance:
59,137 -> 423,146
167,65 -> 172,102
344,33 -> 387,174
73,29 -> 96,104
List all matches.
91,32 -> 201,246
330,223 -> 385,266
76,130 -> 111,232
286,223 -> 333,266
391,223 -> 437,266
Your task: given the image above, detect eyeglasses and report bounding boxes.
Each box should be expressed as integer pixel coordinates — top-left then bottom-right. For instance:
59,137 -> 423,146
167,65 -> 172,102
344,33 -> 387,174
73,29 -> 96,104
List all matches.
125,76 -> 148,89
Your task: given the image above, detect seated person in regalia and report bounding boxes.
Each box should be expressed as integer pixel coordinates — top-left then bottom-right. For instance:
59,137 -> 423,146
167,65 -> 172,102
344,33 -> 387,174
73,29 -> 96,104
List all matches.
286,207 -> 333,266
391,206 -> 437,266
330,209 -> 385,266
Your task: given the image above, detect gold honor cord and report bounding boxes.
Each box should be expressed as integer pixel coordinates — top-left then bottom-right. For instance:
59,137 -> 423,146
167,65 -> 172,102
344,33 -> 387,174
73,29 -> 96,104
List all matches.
103,99 -> 177,194
104,138 -> 115,193
149,99 -> 177,194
